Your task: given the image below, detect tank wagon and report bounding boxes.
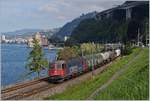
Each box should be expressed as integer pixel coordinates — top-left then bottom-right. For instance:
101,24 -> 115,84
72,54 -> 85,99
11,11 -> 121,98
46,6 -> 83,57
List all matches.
48,49 -> 121,82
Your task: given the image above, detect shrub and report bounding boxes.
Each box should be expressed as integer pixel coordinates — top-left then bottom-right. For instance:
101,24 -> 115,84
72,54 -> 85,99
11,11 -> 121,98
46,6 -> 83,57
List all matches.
121,44 -> 133,55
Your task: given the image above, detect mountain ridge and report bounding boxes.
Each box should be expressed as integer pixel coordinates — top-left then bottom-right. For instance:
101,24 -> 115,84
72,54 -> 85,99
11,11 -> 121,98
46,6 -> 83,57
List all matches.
1,28 -> 60,39
53,11 -> 98,40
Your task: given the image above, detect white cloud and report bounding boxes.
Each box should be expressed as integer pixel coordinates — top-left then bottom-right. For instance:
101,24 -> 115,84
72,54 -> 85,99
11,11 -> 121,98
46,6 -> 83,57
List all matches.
38,0 -> 125,22
57,15 -> 67,20
39,4 -> 59,13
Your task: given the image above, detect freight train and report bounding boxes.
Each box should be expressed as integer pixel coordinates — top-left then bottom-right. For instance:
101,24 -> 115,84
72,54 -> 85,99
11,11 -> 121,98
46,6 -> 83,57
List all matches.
48,49 -> 121,82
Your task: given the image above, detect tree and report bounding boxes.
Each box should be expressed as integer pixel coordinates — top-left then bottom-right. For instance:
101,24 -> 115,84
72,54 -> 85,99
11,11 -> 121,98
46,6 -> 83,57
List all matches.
57,43 -> 104,61
81,43 -> 97,55
121,43 -> 133,56
26,38 -> 48,78
57,46 -> 80,61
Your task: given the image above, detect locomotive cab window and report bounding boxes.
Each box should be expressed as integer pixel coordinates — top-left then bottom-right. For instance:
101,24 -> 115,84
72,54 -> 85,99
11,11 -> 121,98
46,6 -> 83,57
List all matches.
56,63 -> 62,69
62,63 -> 66,69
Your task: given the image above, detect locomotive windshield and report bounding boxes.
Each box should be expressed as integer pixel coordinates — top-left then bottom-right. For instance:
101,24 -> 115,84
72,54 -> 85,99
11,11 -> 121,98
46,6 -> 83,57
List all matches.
49,61 -> 66,70
49,63 -> 64,69
56,63 -> 62,69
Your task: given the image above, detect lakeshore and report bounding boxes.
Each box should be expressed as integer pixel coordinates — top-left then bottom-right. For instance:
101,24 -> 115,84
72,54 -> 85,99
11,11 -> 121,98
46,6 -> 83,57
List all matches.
1,43 -> 57,87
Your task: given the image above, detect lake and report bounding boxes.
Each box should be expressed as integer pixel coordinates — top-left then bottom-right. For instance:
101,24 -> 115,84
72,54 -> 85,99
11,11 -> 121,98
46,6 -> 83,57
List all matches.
1,44 -> 57,87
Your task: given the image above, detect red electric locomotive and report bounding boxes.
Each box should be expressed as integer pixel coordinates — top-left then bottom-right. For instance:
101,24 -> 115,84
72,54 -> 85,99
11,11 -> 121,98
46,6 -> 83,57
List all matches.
48,60 -> 66,82
48,58 -> 88,82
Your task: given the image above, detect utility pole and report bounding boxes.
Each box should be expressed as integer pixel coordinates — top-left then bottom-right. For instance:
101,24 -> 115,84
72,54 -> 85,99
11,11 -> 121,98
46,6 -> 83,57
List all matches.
137,28 -> 140,46
81,47 -> 84,57
91,47 -> 94,76
92,42 -> 95,77
145,22 -> 148,46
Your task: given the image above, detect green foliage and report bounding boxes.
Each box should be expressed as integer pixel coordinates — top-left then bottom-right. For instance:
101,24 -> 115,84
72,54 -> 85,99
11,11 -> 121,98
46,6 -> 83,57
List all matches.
81,43 -> 104,55
26,38 -> 48,78
57,43 -> 104,60
81,43 -> 96,55
116,20 -> 129,43
68,18 -> 129,44
121,44 -> 133,55
46,48 -> 148,100
57,46 -> 80,61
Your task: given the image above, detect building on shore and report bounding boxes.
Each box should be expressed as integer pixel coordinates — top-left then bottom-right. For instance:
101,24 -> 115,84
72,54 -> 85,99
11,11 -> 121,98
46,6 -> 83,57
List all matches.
1,35 -> 7,43
64,36 -> 70,42
27,37 -> 34,47
41,35 -> 48,46
1,35 -> 6,41
27,32 -> 48,47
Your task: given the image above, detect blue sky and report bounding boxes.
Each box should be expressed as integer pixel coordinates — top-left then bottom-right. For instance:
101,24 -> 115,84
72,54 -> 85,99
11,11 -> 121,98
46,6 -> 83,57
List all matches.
0,0 -> 126,33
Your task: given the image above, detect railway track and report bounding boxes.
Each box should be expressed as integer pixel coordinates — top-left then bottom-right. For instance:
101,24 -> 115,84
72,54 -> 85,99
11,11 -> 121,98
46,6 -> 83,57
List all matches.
1,77 -> 53,100
2,84 -> 56,100
1,77 -> 49,94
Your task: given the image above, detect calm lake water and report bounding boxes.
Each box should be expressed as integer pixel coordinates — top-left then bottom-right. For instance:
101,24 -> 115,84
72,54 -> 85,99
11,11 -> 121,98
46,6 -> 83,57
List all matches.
1,44 -> 57,87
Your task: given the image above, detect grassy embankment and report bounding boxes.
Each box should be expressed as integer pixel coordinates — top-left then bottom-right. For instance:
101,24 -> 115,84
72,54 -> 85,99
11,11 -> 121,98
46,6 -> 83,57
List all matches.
95,48 -> 149,100
45,48 -> 149,100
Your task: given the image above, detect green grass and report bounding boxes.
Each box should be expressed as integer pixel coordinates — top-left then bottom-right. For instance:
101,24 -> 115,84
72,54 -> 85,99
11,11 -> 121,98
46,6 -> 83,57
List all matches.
95,48 -> 149,100
45,48 -> 148,100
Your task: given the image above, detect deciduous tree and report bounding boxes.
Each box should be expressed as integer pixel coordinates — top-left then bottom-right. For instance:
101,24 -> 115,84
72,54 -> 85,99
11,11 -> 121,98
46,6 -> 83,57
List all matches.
26,38 -> 48,78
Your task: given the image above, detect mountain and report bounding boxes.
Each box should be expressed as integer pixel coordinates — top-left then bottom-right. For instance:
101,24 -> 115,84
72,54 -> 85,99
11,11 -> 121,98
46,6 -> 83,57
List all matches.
1,28 -> 60,39
2,29 -> 42,36
66,1 -> 149,45
53,11 -> 98,40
